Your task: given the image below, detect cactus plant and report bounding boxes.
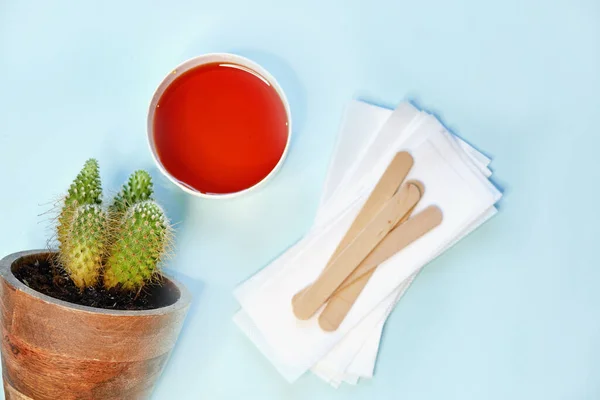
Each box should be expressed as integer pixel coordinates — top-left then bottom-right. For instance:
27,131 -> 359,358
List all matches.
109,170 -> 153,215
61,204 -> 108,289
56,159 -> 102,255
103,201 -> 170,291
54,160 -> 171,293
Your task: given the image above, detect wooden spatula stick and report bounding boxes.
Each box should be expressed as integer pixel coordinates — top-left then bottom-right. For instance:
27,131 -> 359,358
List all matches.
292,152 -> 414,306
338,205 -> 443,291
311,180 -> 422,311
293,183 -> 421,320
318,205 -> 443,331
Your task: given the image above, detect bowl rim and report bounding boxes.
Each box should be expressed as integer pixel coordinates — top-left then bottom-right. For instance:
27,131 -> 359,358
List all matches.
0,250 -> 192,317
146,52 -> 292,199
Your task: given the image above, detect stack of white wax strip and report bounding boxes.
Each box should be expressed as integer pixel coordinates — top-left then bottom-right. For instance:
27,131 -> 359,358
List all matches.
233,100 -> 502,387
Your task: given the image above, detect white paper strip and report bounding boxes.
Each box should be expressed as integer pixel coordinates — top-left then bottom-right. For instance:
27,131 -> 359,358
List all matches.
233,100 -> 501,384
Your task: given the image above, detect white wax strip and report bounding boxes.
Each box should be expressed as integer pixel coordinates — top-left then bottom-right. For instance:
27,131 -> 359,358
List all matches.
333,139 -> 496,383
344,206 -> 497,381
454,136 -> 492,177
328,137 -> 502,382
240,135 -> 497,380
318,100 -> 390,209
326,103 -> 497,384
234,101 -> 502,382
233,100 -> 501,385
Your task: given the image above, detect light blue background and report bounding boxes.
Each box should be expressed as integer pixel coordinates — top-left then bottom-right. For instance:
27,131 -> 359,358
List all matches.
1,1 -> 599,399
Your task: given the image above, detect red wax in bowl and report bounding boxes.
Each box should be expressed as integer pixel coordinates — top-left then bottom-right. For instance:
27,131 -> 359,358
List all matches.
152,62 -> 289,195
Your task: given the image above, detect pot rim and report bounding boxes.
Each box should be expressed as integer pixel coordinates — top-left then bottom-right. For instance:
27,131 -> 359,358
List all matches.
0,250 -> 192,317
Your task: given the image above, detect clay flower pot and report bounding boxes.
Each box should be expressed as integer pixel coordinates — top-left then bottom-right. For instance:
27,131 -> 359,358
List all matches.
0,250 -> 191,400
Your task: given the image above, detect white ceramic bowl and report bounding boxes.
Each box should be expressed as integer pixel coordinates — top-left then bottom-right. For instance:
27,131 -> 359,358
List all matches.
147,53 -> 292,199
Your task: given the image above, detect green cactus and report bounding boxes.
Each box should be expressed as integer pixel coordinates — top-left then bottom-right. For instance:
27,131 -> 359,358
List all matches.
61,204 -> 107,289
109,170 -> 153,215
57,159 -> 102,255
53,160 -> 172,293
103,200 -> 170,291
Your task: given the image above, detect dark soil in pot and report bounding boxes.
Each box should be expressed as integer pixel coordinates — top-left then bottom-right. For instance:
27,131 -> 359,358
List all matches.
12,253 -> 179,311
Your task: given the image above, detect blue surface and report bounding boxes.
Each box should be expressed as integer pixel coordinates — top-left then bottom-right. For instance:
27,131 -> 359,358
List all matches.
1,1 -> 600,399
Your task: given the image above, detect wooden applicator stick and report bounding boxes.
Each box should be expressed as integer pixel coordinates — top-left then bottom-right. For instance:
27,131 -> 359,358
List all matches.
293,183 -> 421,320
318,205 -> 443,331
315,180 -> 422,302
292,152 -> 414,306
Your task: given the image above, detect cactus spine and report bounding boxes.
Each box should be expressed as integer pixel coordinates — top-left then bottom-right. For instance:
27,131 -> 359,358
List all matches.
104,201 -> 170,291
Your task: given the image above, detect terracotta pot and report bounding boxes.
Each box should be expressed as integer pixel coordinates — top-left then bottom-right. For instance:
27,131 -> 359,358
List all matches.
0,250 -> 191,400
